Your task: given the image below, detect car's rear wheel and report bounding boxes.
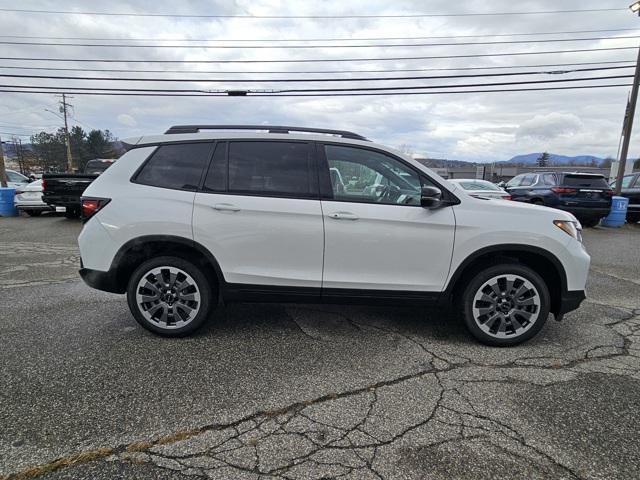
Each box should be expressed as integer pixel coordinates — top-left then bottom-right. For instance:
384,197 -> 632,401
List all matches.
627,213 -> 640,224
26,210 -> 42,217
461,264 -> 550,346
126,256 -> 213,336
579,217 -> 600,228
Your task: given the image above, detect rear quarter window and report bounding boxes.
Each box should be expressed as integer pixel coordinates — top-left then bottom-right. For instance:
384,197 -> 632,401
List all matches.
134,142 -> 214,191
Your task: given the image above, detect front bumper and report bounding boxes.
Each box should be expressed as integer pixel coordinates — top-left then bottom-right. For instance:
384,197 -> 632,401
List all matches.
557,289 -> 586,316
79,267 -> 124,294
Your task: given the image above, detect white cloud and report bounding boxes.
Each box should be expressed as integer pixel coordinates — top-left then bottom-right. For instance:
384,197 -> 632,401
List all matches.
117,114 -> 137,127
516,113 -> 583,141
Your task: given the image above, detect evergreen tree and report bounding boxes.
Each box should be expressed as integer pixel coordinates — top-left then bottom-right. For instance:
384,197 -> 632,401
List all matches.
536,152 -> 550,168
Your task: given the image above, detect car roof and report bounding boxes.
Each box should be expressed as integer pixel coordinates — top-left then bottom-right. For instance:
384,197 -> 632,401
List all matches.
123,131 -> 377,148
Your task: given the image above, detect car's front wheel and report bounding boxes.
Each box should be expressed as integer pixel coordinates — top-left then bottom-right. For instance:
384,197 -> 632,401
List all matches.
461,264 -> 550,346
126,256 -> 213,336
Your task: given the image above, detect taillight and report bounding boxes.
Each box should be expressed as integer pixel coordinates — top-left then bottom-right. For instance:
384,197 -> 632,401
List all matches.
81,197 -> 111,221
603,190 -> 613,197
551,187 -> 577,194
504,195 -> 512,200
41,178 -> 45,190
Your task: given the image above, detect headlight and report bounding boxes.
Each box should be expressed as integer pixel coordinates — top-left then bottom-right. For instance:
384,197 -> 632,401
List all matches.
554,220 -> 582,242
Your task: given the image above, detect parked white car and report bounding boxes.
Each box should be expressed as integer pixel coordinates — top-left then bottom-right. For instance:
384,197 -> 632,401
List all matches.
14,179 -> 53,216
448,179 -> 511,200
78,125 -> 589,346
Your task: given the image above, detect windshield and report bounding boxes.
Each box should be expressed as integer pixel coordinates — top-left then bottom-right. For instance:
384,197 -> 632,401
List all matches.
85,160 -> 114,175
562,174 -> 610,189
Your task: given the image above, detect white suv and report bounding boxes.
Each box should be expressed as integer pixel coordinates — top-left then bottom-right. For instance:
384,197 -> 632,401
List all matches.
78,125 -> 589,346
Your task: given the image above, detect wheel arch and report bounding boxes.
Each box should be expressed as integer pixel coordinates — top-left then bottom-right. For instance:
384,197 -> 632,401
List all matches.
111,235 -> 225,298
445,244 -> 567,316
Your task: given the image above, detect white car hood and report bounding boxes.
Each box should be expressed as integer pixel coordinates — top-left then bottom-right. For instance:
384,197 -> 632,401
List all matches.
471,195 -> 577,221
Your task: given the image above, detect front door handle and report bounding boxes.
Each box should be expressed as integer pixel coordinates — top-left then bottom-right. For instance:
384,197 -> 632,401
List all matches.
328,212 -> 359,220
213,203 -> 241,212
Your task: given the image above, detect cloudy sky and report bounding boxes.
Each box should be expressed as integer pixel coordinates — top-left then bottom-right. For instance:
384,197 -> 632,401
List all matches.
0,0 -> 639,162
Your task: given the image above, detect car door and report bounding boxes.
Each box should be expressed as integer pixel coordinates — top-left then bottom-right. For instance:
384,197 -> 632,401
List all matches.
319,143 -> 455,292
508,174 -> 537,202
504,174 -> 524,200
624,174 -> 640,215
193,140 -> 324,291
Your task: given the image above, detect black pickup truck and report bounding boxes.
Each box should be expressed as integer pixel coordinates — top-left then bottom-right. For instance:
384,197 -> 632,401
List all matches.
43,159 -> 115,218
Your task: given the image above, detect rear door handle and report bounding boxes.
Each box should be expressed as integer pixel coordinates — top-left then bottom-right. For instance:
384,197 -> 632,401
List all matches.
213,203 -> 241,212
328,212 -> 359,220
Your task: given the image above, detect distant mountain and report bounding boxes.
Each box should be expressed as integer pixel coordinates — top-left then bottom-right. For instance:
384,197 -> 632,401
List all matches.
414,157 -> 477,168
500,153 -> 604,166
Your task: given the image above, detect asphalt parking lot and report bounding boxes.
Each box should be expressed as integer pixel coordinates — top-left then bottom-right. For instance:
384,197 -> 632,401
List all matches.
1,214 -> 639,480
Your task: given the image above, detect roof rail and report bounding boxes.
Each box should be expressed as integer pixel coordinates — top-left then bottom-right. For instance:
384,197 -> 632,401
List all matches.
164,125 -> 369,141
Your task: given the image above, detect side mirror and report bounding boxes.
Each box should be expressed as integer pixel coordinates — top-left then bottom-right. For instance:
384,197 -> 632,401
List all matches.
420,186 -> 442,209
496,181 -> 505,188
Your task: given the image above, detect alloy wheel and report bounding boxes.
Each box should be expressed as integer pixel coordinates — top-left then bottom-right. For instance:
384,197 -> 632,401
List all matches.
471,274 -> 541,339
135,266 -> 201,329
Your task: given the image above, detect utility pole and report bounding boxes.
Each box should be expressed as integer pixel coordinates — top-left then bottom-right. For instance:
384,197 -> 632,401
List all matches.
13,137 -> 24,174
0,136 -> 8,188
57,93 -> 74,172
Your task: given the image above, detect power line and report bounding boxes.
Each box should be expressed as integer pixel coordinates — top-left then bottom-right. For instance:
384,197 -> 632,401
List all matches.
0,130 -> 39,136
0,7 -> 624,18
0,46 -> 634,64
0,60 -> 634,76
0,28 -> 636,42
0,65 -> 632,84
2,35 -> 638,49
0,75 -> 632,94
0,84 -> 631,97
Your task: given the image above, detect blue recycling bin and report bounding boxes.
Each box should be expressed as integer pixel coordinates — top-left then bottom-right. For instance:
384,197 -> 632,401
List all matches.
601,196 -> 629,228
0,187 -> 18,217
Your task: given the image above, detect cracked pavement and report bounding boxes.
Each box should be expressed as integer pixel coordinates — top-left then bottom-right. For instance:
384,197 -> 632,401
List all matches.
1,215 -> 639,479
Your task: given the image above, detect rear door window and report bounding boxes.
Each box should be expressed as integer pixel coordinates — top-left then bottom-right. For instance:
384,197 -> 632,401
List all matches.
227,141 -> 316,197
135,142 -> 213,191
7,171 -> 28,183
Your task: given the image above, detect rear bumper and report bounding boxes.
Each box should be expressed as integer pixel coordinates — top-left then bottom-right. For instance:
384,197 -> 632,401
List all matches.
79,267 -> 124,294
558,289 -> 586,316
16,203 -> 53,211
43,195 -> 80,208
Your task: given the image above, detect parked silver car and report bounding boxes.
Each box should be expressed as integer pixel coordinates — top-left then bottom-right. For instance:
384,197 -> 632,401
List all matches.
447,179 -> 511,200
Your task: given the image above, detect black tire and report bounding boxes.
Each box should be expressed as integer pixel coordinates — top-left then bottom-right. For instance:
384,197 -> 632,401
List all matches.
627,213 -> 640,224
461,264 -> 550,347
126,256 -> 214,337
26,210 -> 42,217
530,199 -> 544,205
64,208 -> 80,219
579,217 -> 600,228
